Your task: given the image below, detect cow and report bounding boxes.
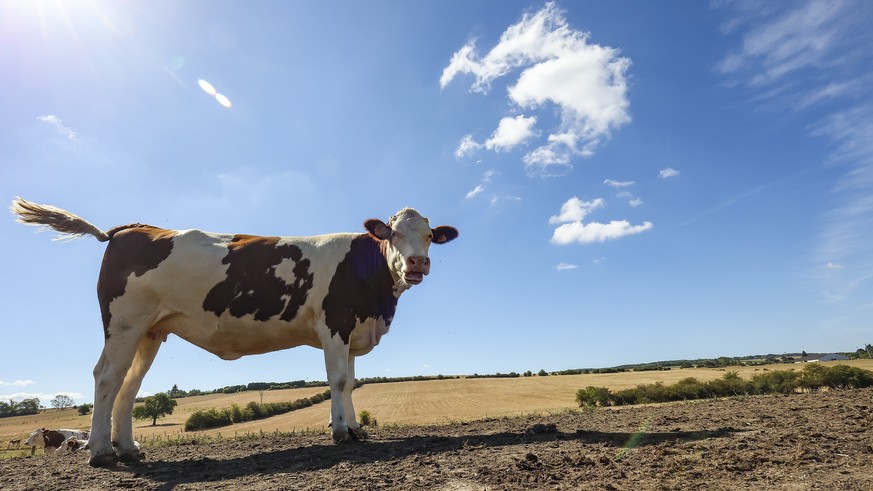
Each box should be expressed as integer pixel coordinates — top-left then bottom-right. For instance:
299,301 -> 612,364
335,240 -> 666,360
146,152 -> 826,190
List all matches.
56,436 -> 89,453
7,438 -> 21,449
25,428 -> 89,455
11,198 -> 458,467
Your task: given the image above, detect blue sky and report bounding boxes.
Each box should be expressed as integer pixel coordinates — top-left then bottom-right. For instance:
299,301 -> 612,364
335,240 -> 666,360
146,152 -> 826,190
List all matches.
2,1 -> 872,405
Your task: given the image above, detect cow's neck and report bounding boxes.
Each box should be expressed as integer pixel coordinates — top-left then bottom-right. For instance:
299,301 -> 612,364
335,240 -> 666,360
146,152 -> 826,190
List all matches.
379,239 -> 409,299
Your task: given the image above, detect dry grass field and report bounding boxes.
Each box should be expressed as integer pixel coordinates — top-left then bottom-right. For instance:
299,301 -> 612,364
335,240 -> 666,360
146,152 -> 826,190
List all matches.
2,358 -> 871,460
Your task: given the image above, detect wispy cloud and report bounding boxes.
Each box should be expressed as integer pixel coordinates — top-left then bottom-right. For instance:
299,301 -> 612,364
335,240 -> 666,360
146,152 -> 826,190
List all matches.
604,179 -> 634,188
556,262 -> 578,271
464,169 -> 504,203
465,184 -> 485,200
36,115 -> 79,142
0,380 -> 35,387
442,1 -> 632,177
658,167 -> 680,179
550,196 -> 652,245
717,1 -> 873,302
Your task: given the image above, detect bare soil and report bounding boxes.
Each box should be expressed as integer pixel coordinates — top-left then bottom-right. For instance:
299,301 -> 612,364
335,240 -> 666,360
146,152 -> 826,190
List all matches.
2,388 -> 871,490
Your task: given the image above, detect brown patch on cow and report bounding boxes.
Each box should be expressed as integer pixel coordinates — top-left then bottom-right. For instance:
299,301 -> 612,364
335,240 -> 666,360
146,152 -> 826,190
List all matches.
322,234 -> 397,344
202,235 -> 315,322
97,225 -> 176,340
42,430 -> 66,449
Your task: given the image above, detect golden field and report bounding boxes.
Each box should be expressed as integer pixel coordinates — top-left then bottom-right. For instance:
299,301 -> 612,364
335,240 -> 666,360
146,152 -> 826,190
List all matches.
2,359 -> 872,458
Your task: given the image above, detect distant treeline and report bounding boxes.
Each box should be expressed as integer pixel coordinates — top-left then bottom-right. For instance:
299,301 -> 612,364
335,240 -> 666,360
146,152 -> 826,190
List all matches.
184,389 -> 332,431
357,374 -> 460,384
576,364 -> 873,408
151,381 -> 329,401
156,347 -> 872,402
0,398 -> 40,418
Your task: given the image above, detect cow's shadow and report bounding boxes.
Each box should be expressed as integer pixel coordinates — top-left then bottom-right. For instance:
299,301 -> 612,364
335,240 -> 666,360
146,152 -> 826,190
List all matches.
112,426 -> 741,489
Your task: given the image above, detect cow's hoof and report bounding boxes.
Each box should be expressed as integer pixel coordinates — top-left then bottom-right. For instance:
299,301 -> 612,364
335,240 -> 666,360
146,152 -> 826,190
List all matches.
89,452 -> 119,468
118,450 -> 145,463
331,427 -> 353,444
350,426 -> 368,440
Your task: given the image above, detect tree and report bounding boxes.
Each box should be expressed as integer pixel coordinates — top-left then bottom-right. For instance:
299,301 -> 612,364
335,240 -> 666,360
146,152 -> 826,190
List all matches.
78,403 -> 92,416
132,393 -> 178,426
168,384 -> 187,398
51,394 -> 75,409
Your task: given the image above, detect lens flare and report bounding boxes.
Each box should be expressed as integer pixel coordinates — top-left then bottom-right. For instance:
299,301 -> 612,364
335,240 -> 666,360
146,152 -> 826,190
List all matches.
197,79 -> 232,108
198,79 -> 217,96
215,93 -> 232,108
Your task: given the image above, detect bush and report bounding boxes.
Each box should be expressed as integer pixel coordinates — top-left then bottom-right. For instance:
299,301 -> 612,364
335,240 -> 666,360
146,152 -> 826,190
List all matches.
183,389 -> 332,431
576,386 -> 611,407
576,364 -> 873,408
359,409 -> 373,426
185,408 -> 233,431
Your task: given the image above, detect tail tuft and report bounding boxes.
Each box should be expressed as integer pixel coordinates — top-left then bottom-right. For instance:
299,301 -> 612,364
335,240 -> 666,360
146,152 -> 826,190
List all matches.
11,197 -> 110,242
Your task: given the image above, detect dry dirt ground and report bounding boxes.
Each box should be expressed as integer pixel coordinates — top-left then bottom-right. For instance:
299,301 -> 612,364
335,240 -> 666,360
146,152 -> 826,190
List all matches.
2,388 -> 871,490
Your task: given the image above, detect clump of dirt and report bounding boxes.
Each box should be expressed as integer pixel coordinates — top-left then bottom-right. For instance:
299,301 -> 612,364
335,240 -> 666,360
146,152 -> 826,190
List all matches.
2,388 -> 871,490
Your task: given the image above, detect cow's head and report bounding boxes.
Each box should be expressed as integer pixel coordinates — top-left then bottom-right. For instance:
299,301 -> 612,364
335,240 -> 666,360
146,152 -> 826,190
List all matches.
365,208 -> 458,289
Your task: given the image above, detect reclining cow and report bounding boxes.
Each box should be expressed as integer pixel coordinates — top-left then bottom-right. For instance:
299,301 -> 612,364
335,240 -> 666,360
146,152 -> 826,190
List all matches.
56,436 -> 89,453
25,428 -> 89,455
12,198 -> 458,467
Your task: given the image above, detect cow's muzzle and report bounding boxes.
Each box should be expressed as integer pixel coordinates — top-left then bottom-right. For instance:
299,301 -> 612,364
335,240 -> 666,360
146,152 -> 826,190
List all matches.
404,256 -> 430,285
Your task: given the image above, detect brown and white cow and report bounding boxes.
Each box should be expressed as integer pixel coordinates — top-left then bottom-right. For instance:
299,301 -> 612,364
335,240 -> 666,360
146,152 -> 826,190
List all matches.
25,428 -> 88,454
12,198 -> 458,467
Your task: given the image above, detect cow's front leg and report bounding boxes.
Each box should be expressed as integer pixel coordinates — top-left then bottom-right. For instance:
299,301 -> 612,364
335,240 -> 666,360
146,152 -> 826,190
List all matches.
323,337 -> 353,443
343,354 -> 367,440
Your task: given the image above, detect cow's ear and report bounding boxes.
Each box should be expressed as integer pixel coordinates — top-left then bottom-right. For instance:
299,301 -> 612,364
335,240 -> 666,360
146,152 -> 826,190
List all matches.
364,219 -> 393,240
432,226 -> 458,244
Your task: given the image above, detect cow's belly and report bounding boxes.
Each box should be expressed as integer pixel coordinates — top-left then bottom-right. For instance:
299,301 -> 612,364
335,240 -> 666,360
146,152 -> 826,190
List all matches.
348,318 -> 390,356
156,309 -> 323,360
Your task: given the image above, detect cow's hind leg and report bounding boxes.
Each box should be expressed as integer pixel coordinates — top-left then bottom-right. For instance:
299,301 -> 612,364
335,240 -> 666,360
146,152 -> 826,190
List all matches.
89,317 -> 157,468
89,338 -> 140,467
111,333 -> 162,463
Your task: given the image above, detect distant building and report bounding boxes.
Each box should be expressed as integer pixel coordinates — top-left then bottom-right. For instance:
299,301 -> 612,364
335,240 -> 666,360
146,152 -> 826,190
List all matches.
796,353 -> 850,363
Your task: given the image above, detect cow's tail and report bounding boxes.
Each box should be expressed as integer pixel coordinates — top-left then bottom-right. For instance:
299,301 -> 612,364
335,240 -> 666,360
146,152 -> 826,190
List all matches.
11,197 -> 110,242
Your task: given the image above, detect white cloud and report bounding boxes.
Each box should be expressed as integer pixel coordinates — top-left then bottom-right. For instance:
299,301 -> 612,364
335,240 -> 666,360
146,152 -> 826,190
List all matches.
556,262 -> 578,271
484,115 -> 537,152
604,179 -> 634,188
36,114 -> 79,142
442,1 -> 632,176
628,198 -> 644,207
465,184 -> 485,200
0,380 -> 35,387
549,196 -> 604,224
455,134 -> 482,159
552,219 -> 653,245
826,262 -> 845,270
549,196 -> 652,245
659,167 -> 680,179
